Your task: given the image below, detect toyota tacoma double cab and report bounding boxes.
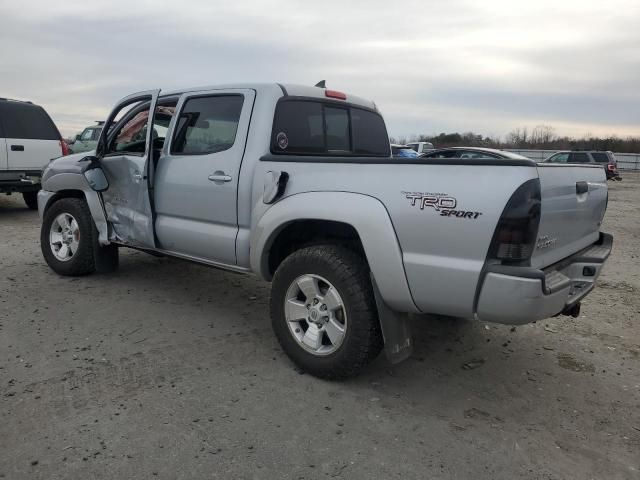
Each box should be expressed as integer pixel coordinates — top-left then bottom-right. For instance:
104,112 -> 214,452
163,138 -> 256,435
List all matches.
37,83 -> 612,379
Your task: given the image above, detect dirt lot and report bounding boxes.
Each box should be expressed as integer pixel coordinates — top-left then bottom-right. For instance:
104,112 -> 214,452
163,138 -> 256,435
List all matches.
1,175 -> 639,480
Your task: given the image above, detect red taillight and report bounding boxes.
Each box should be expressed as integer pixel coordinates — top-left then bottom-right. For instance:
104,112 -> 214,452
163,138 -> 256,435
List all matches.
60,139 -> 70,156
607,164 -> 616,171
325,90 -> 346,100
489,179 -> 541,264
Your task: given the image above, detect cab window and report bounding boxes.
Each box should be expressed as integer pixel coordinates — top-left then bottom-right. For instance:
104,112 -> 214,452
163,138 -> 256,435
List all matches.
422,150 -> 460,159
548,153 -> 569,163
108,102 -> 176,155
458,150 -> 499,159
171,95 -> 244,155
80,128 -> 94,141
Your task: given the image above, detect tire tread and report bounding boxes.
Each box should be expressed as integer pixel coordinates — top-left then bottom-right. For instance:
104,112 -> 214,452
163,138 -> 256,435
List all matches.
40,198 -> 96,276
270,244 -> 383,379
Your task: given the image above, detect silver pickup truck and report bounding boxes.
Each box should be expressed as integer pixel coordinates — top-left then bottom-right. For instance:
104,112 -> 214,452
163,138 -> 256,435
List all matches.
37,83 -> 612,378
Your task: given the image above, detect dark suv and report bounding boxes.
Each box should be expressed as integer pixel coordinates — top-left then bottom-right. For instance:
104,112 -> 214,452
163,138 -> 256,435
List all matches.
545,151 -> 621,180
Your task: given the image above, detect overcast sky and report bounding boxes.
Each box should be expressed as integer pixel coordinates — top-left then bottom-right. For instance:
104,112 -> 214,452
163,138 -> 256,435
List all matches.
1,0 -> 638,139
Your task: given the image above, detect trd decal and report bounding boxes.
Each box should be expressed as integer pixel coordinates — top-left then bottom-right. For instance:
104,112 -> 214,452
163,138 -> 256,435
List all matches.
403,191 -> 482,219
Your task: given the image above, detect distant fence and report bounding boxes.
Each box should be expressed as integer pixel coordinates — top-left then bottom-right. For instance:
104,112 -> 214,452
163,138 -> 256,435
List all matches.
505,149 -> 640,171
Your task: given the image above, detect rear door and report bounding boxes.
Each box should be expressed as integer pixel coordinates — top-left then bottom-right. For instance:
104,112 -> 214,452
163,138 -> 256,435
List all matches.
98,90 -> 160,248
0,101 -> 61,171
532,164 -> 608,268
153,89 -> 255,265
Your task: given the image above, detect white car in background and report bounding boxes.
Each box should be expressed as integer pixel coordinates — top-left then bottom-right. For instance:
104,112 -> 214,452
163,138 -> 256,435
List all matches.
407,141 -> 435,154
0,97 -> 68,209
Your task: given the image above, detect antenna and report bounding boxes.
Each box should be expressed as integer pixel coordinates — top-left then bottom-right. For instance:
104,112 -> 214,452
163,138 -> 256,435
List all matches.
314,80 -> 326,88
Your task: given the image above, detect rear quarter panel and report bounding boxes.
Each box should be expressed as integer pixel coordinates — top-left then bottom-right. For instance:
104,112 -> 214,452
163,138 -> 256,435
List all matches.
253,159 -> 538,317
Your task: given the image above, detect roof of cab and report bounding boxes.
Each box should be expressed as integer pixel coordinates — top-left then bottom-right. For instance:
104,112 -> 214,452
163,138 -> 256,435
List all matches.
161,83 -> 377,110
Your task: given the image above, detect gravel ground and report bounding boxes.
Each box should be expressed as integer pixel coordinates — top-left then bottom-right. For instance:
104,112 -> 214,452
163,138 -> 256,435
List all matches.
1,175 -> 639,480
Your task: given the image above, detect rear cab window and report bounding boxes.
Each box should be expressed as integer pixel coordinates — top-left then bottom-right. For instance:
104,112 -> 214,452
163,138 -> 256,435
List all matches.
591,152 -> 609,163
0,101 -> 59,140
271,99 -> 390,157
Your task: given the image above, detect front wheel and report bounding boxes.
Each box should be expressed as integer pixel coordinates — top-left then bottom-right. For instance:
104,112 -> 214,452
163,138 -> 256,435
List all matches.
270,245 -> 383,379
40,198 -> 97,276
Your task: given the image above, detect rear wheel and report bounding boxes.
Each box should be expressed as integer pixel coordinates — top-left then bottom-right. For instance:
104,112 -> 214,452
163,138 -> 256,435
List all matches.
22,191 -> 38,210
270,245 -> 383,379
41,198 -> 96,276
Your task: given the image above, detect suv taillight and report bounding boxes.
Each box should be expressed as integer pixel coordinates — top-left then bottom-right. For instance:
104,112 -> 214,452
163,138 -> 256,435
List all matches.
60,139 -> 70,156
607,163 -> 616,172
488,179 -> 541,264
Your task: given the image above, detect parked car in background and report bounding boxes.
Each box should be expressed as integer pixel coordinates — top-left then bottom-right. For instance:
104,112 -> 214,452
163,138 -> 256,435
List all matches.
69,122 -> 104,154
544,151 -> 620,180
420,147 -> 531,160
391,144 -> 418,157
0,97 -> 68,209
407,141 -> 434,154
37,83 -> 612,379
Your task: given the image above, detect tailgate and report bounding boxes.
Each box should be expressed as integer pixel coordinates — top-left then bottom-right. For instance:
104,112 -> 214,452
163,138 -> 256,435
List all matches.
532,164 -> 608,269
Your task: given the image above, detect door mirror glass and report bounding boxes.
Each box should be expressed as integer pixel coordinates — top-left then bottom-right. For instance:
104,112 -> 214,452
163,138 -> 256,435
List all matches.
84,166 -> 109,192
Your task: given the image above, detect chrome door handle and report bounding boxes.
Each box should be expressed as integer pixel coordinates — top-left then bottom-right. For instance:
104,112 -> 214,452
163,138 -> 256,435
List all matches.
133,173 -> 143,181
208,173 -> 232,183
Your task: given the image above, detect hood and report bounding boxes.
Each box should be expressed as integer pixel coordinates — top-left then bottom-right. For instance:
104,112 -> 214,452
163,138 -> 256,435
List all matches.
41,151 -> 97,183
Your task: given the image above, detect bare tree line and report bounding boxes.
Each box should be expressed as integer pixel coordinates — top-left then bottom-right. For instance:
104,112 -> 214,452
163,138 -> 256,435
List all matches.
391,125 -> 640,153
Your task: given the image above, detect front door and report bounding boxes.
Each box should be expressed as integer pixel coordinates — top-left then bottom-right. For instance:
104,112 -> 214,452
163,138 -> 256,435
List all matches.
97,90 -> 160,248
153,89 -> 255,265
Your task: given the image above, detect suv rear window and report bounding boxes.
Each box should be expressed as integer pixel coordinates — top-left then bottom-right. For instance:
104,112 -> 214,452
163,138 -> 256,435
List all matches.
0,101 -> 59,140
271,99 -> 390,156
591,152 -> 610,163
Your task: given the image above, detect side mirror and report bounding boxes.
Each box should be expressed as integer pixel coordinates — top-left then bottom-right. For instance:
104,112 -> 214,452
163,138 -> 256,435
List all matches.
84,168 -> 109,192
80,156 -> 109,192
75,134 -> 81,142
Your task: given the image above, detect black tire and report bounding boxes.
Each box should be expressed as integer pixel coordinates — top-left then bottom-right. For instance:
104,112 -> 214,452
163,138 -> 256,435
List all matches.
41,198 -> 96,276
22,191 -> 38,210
270,245 -> 383,379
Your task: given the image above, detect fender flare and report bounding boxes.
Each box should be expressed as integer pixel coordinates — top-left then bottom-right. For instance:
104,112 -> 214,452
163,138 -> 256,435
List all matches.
250,191 -> 418,313
40,173 -> 110,245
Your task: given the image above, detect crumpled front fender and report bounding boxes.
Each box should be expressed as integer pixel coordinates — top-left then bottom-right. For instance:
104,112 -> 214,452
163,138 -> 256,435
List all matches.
39,172 -> 110,245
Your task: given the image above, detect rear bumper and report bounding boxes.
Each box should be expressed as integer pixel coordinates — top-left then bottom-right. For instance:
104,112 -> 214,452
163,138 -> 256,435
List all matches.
0,171 -> 42,193
476,233 -> 613,324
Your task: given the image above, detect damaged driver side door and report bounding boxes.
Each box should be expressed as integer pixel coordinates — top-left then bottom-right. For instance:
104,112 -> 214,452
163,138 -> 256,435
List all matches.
96,90 -> 160,248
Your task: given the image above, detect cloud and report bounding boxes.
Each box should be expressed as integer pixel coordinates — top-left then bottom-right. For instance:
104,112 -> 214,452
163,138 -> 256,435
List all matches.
0,0 -> 638,138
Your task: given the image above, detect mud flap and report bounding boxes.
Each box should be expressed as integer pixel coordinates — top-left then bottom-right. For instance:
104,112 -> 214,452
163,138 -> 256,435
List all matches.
93,236 -> 119,273
371,274 -> 413,364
